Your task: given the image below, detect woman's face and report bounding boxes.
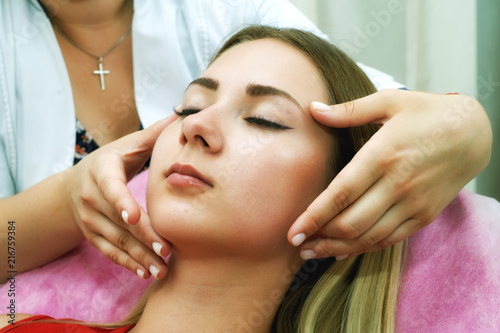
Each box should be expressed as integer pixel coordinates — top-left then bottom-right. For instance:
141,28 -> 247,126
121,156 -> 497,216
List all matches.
147,38 -> 332,259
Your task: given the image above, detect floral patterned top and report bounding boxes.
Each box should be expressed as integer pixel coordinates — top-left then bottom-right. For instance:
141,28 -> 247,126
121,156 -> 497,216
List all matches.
74,119 -> 149,169
74,119 -> 99,165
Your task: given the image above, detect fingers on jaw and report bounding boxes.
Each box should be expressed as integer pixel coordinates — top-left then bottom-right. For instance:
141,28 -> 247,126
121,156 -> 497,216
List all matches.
345,223 -> 415,257
289,186 -> 356,245
110,211 -> 171,260
88,235 -> 151,279
301,236 -> 384,262
125,243 -> 169,280
112,231 -> 169,277
331,208 -> 407,253
115,196 -> 142,226
131,221 -> 171,258
301,238 -> 347,260
329,186 -> 354,215
300,239 -> 359,261
325,176 -> 404,240
97,176 -> 141,225
151,240 -> 172,259
293,209 -> 324,239
79,196 -> 131,234
112,238 -> 170,280
118,201 -> 141,225
290,157 -> 384,244
89,222 -> 169,280
306,217 -> 424,261
301,217 -> 400,259
320,217 -> 364,240
353,201 -> 431,252
371,217 -> 427,251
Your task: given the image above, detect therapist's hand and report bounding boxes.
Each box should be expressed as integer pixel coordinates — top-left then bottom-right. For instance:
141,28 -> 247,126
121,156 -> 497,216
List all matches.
288,89 -> 492,260
67,115 -> 177,279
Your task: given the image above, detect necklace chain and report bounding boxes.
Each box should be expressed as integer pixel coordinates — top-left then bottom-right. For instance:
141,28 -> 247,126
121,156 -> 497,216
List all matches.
51,22 -> 132,90
51,23 -> 132,60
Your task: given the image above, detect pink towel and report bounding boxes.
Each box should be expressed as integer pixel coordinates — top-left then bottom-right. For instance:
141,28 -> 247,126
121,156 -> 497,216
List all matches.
0,171 -> 152,323
1,171 -> 499,331
396,189 -> 500,332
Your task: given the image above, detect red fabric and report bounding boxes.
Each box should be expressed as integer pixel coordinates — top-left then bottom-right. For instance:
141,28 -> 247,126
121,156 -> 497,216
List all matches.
0,316 -> 134,333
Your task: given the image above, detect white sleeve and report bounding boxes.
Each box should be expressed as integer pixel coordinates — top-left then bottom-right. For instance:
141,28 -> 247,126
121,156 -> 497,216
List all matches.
0,141 -> 15,199
0,54 -> 16,198
356,63 -> 406,90
0,3 -> 16,198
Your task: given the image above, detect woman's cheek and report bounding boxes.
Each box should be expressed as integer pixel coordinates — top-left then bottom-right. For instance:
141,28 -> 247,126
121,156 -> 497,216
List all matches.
244,146 -> 322,220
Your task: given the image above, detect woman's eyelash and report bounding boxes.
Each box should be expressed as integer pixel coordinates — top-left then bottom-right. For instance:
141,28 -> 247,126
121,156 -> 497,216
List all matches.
245,117 -> 291,130
173,107 -> 200,117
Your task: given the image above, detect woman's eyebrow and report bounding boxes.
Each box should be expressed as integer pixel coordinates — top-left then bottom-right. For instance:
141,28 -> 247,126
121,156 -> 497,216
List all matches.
246,83 -> 303,111
187,77 -> 219,91
186,77 -> 303,111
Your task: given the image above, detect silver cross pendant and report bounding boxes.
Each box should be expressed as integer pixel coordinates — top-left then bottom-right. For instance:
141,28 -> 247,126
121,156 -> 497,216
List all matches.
93,57 -> 110,91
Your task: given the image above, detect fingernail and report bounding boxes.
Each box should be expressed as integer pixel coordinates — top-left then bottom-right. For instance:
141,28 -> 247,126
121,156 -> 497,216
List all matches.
121,210 -> 129,224
291,233 -> 306,246
300,249 -> 317,260
312,101 -> 331,112
152,242 -> 163,257
150,265 -> 160,279
335,254 -> 349,261
136,268 -> 145,279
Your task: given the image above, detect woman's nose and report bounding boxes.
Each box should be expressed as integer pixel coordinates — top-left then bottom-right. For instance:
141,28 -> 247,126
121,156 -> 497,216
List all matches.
178,108 -> 223,154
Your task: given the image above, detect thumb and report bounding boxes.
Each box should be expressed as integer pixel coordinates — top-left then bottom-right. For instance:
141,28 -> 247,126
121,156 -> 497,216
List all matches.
310,89 -> 401,128
121,114 -> 178,155
133,114 -> 178,149
121,114 -> 178,177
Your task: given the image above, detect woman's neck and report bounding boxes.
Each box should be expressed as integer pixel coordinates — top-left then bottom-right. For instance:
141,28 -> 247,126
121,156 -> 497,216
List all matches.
131,252 -> 302,333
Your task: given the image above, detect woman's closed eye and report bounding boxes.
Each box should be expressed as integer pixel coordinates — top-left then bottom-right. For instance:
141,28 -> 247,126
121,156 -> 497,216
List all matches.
174,107 -> 291,131
174,108 -> 200,117
245,116 -> 292,130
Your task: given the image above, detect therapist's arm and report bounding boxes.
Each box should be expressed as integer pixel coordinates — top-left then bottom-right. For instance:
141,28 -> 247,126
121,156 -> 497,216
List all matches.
0,117 -> 174,281
0,170 -> 84,282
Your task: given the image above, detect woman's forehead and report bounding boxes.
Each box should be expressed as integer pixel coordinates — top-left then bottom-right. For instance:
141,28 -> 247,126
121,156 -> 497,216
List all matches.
204,39 -> 329,108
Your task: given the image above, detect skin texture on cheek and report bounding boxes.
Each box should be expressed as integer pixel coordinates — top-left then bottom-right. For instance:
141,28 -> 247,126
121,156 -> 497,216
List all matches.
223,141 -> 328,246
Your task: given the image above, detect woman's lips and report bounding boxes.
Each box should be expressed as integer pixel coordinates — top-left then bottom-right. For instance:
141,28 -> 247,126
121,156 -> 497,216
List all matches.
166,163 -> 213,188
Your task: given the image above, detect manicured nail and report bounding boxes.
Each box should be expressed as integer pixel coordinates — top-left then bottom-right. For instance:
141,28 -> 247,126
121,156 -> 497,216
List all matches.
136,268 -> 145,279
152,242 -> 163,257
121,210 -> 129,224
291,233 -> 306,246
150,265 -> 160,279
300,249 -> 317,260
312,101 -> 331,112
335,254 -> 349,261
